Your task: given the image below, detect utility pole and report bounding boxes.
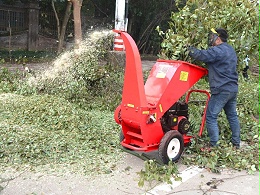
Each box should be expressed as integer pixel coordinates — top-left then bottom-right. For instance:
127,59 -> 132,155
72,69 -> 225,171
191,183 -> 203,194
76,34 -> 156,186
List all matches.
114,0 -> 126,31
114,0 -> 128,51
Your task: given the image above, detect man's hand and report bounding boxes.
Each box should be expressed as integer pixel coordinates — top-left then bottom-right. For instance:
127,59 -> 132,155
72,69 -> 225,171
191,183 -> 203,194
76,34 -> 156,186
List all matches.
187,46 -> 196,55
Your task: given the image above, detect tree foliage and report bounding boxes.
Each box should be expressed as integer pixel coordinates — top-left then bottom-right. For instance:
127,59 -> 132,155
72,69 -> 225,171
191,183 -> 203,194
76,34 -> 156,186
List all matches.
40,0 -> 178,54
1,0 -> 258,57
127,0 -> 179,54
156,0 -> 259,70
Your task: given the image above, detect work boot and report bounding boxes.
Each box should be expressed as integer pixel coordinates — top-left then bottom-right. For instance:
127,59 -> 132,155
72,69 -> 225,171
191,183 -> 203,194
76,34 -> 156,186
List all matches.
200,143 -> 216,152
232,144 -> 240,150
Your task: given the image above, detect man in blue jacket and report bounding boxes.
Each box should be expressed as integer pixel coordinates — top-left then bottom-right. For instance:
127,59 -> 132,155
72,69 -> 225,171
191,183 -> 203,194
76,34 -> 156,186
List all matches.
188,28 -> 240,149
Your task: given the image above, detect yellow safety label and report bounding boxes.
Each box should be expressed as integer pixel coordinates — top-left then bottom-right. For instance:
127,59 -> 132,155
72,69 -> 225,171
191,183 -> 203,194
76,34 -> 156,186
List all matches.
156,72 -> 166,78
127,104 -> 134,108
142,111 -> 150,115
180,71 -> 189,81
159,104 -> 163,112
156,65 -> 169,78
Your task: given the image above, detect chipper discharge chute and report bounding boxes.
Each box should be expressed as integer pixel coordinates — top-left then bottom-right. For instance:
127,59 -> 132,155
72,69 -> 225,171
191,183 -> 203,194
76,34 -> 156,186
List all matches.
113,30 -> 210,164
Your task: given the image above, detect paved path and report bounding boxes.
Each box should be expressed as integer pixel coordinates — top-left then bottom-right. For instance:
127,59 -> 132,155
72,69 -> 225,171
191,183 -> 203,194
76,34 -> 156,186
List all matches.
0,152 -> 259,195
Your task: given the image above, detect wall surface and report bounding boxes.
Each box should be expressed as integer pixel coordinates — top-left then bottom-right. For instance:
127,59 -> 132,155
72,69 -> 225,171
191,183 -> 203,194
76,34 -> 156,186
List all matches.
0,33 -> 58,51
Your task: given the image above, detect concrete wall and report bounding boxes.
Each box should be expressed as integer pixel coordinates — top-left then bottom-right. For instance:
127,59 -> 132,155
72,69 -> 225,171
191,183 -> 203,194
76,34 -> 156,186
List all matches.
0,32 -> 57,51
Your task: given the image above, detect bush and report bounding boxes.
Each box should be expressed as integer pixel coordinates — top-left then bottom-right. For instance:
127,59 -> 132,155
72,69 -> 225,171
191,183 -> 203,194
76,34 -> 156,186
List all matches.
156,0 -> 259,71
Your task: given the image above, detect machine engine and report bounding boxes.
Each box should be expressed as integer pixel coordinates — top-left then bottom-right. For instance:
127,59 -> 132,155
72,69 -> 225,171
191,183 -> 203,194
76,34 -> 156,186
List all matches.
161,101 -> 191,134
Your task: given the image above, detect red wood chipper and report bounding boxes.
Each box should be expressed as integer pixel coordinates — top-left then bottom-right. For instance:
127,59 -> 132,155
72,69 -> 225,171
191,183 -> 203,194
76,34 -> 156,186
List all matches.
113,30 -> 210,164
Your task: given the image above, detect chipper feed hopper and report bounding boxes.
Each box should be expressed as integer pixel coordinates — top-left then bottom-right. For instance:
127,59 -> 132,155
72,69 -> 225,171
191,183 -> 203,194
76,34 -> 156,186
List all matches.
114,30 -> 210,164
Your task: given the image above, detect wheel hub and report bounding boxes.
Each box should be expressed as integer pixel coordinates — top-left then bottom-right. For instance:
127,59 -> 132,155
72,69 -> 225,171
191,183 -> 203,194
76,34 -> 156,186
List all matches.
167,138 -> 180,159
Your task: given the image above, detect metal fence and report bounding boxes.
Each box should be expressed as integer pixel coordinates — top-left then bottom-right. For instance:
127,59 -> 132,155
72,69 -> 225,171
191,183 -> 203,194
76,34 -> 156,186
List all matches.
0,9 -> 73,39
0,7 -> 27,34
0,6 -> 61,39
39,11 -> 58,38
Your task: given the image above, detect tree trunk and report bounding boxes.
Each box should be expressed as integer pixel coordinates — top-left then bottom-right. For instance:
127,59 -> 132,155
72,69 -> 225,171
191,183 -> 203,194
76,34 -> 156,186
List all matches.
58,1 -> 72,53
69,0 -> 82,49
51,0 -> 60,40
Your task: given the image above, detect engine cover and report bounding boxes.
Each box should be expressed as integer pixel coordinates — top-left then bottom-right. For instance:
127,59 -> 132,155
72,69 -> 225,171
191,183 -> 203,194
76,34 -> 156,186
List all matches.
161,101 -> 190,133
178,118 -> 191,134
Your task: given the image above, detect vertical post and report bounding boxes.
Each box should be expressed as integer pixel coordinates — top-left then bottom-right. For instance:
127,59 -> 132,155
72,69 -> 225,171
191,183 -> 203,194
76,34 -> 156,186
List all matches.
114,0 -> 126,51
26,2 -> 39,51
124,0 -> 129,31
114,0 -> 126,31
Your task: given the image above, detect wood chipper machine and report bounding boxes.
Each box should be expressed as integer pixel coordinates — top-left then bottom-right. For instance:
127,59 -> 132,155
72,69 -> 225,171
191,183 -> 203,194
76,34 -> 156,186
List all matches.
113,30 -> 210,164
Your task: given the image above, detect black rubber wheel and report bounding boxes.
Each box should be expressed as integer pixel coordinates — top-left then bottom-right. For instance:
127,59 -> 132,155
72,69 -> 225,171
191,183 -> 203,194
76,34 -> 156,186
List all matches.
158,130 -> 184,164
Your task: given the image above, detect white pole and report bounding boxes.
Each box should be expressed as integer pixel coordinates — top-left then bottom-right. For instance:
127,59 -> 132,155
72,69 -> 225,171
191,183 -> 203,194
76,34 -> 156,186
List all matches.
114,0 -> 126,51
124,0 -> 128,31
115,0 -> 126,31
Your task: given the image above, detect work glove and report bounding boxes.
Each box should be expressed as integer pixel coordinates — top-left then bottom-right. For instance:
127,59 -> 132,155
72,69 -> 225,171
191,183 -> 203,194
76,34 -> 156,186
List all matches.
187,46 -> 197,56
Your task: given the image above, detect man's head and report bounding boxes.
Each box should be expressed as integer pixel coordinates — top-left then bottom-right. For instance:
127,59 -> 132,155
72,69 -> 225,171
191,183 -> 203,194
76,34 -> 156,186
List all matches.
208,28 -> 228,46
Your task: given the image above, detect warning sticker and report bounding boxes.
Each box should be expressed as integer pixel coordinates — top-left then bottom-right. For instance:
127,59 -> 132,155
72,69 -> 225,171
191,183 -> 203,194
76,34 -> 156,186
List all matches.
180,71 -> 189,81
159,104 -> 163,112
142,111 -> 150,115
156,65 -> 170,78
127,103 -> 134,108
